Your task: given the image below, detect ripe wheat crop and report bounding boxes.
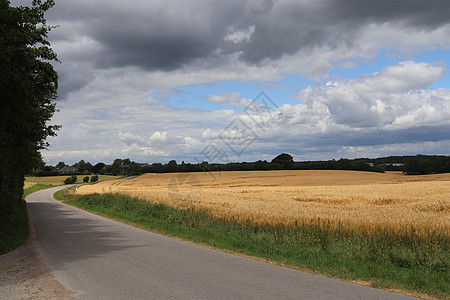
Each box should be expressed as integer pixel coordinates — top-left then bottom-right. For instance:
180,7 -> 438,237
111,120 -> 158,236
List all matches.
78,170 -> 450,237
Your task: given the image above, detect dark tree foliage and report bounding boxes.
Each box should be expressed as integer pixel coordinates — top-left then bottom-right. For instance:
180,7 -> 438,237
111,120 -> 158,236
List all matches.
403,157 -> 450,175
64,175 -> 77,184
271,153 -> 293,164
93,162 -> 105,174
167,160 -> 177,172
110,158 -> 123,176
79,154 -> 450,177
74,159 -> 93,174
55,161 -> 66,169
0,0 -> 58,240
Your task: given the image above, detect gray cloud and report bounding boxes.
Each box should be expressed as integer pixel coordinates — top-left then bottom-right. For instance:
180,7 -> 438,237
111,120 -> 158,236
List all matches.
329,0 -> 450,28
303,125 -> 450,149
46,0 -> 450,73
239,0 -> 450,64
47,0 -> 243,71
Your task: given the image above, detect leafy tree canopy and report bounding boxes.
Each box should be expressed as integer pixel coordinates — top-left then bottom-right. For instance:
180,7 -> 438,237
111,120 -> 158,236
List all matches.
55,161 -> 66,169
0,0 -> 59,228
271,153 -> 294,164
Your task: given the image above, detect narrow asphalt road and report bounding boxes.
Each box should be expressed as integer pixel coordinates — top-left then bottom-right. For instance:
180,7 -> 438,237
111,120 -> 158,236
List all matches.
26,186 -> 416,299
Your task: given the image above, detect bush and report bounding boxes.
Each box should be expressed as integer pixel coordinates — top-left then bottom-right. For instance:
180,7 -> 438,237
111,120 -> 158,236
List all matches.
90,175 -> 98,183
34,170 -> 60,177
83,176 -> 90,183
64,175 -> 77,184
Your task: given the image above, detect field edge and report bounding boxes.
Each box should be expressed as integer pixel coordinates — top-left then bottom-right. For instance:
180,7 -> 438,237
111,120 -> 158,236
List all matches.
54,187 -> 447,299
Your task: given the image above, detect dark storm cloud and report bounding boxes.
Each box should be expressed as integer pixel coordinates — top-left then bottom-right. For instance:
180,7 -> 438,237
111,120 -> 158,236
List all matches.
47,0 -> 244,71
256,124 -> 450,162
56,67 -> 93,100
46,0 -> 450,72
239,0 -> 450,63
328,0 -> 450,28
304,125 -> 450,149
93,23 -> 219,71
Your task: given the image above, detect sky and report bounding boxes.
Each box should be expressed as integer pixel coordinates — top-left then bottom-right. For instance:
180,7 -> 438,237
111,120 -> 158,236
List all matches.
13,0 -> 450,165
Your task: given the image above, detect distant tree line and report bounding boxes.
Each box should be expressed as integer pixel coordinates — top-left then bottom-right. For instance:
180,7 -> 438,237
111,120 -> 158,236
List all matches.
402,156 -> 450,175
38,154 -> 450,177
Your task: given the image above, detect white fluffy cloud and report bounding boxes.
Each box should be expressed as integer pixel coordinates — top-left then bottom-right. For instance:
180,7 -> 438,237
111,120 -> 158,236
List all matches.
299,61 -> 450,129
150,131 -> 168,143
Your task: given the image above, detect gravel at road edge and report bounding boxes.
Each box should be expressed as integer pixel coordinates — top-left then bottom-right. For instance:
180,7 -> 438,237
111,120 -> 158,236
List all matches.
0,210 -> 76,300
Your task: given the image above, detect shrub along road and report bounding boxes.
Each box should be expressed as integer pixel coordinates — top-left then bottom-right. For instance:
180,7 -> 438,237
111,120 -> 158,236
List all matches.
25,186 -> 416,299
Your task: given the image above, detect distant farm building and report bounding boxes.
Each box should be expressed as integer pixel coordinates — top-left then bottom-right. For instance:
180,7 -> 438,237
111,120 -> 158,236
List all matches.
58,165 -> 79,174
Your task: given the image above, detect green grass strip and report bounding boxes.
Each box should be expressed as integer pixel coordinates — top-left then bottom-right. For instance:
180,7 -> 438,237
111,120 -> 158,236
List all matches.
0,199 -> 28,255
1,184 -> 60,254
56,191 -> 449,298
23,184 -> 54,197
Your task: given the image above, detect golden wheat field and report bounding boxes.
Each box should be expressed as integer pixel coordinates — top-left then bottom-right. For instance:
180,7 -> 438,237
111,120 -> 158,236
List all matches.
77,170 -> 450,236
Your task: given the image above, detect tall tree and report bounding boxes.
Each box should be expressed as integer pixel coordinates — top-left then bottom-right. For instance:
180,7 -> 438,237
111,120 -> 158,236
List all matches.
271,153 -> 293,164
0,0 -> 59,246
56,161 -> 66,169
93,162 -> 106,174
111,158 -> 123,175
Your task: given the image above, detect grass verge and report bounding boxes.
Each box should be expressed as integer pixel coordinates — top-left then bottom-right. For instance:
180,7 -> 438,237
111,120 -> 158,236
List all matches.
1,177 -> 122,255
0,199 -> 29,255
23,184 -> 54,198
0,184 -> 55,254
55,189 -> 449,298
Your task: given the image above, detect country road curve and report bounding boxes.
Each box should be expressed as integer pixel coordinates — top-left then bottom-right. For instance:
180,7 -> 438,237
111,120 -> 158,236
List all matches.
25,186 -> 416,300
